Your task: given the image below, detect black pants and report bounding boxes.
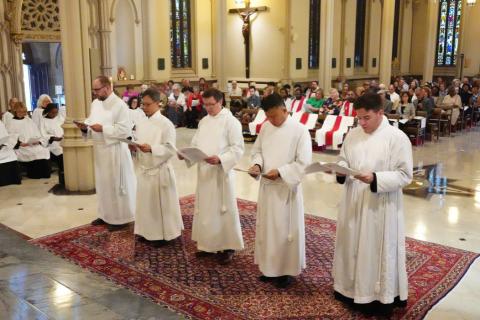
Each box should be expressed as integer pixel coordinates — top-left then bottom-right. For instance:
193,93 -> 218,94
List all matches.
24,159 -> 51,179
0,161 -> 21,186
185,108 -> 199,128
51,153 -> 64,185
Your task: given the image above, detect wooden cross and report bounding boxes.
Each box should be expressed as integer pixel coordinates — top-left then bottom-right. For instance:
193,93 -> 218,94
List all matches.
228,0 -> 267,78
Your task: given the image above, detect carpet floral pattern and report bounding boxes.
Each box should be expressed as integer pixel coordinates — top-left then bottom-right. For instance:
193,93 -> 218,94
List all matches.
32,195 -> 478,319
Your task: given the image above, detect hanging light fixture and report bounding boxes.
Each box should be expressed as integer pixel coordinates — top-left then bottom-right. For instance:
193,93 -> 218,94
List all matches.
467,0 -> 477,6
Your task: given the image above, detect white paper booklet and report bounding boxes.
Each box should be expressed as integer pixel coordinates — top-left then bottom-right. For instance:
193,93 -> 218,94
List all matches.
166,143 -> 208,163
305,161 -> 361,176
26,137 -> 41,146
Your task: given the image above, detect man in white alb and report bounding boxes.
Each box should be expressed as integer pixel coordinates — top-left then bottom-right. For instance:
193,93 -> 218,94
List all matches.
75,76 -> 136,231
180,88 -> 244,265
248,93 -> 312,288
333,92 -> 412,315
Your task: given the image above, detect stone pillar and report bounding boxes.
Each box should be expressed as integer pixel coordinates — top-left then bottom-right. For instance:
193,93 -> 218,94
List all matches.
281,0 -> 291,82
212,0 -> 227,90
59,0 -> 96,192
98,0 -> 113,77
422,0 -> 439,83
318,0 -> 334,90
379,0 -> 395,86
0,0 -> 24,112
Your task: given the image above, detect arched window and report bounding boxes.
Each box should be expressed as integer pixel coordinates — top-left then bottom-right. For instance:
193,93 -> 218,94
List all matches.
436,0 -> 462,66
354,0 -> 367,68
170,0 -> 192,68
308,0 -> 321,69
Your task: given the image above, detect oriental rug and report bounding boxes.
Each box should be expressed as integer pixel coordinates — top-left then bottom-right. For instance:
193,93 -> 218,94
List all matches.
31,195 -> 478,319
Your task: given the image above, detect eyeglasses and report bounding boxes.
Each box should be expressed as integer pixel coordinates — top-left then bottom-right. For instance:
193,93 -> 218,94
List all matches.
92,85 -> 106,92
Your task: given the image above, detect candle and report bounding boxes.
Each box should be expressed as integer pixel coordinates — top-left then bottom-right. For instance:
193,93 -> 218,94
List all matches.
130,74 -> 135,80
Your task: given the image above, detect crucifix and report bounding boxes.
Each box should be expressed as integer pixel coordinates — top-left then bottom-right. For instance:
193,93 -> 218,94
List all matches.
228,0 -> 268,78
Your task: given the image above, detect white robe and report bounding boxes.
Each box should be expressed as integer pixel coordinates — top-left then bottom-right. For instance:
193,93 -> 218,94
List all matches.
189,108 -> 245,252
251,117 -> 312,277
85,93 -> 136,225
40,116 -> 64,156
129,108 -> 146,130
333,116 -> 413,304
6,117 -> 50,162
2,112 -> 13,129
32,107 -> 45,129
0,121 -> 17,164
133,110 -> 183,240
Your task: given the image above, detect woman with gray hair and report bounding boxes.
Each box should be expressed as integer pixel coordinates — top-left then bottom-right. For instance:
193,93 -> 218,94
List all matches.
32,94 -> 52,129
167,84 -> 186,127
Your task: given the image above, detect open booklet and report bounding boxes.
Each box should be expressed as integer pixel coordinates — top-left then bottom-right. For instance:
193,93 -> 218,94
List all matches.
25,137 -> 41,146
305,161 -> 361,176
165,143 -> 208,163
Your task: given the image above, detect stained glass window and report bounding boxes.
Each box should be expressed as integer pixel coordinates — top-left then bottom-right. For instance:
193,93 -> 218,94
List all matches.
354,0 -> 367,68
308,0 -> 321,69
392,0 -> 401,60
436,0 -> 462,66
170,0 -> 192,68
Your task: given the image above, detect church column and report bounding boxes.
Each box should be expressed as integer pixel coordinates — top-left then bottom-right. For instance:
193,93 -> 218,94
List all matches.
58,0 -> 96,192
212,0 -> 227,90
282,0 -> 291,82
318,0 -> 334,90
422,0 -> 439,84
379,0 -> 395,86
98,0 -> 113,76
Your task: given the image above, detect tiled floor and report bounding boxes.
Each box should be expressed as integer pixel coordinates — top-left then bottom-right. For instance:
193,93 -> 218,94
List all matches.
0,127 -> 479,319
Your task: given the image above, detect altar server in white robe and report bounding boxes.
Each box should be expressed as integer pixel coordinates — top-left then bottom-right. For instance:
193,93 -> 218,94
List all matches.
130,88 -> 183,247
32,94 -> 52,129
333,92 -> 412,315
2,97 -> 18,129
0,120 -> 21,186
7,102 -> 51,179
40,103 -> 65,185
248,93 -> 312,288
181,88 -> 244,265
75,76 -> 136,232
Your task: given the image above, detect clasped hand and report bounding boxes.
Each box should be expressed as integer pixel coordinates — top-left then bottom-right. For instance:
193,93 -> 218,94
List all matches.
354,172 -> 374,184
204,155 -> 220,165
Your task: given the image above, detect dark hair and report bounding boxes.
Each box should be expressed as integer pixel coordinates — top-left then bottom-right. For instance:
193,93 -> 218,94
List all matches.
43,103 -> 59,116
202,88 -> 223,102
182,86 -> 193,93
141,88 -> 161,102
127,96 -> 140,109
400,91 -> 412,103
267,81 -> 276,87
283,84 -> 291,90
261,93 -> 285,112
353,92 -> 382,111
249,85 -> 256,90
168,80 -> 174,85
126,84 -> 135,90
293,83 -> 302,89
312,80 -> 319,85
95,75 -> 111,87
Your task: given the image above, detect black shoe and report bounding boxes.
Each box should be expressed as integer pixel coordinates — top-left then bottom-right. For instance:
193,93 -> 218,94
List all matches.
394,296 -> 408,308
334,291 -> 354,305
275,275 -> 293,288
150,240 -> 168,248
259,275 -> 276,283
107,223 -> 129,232
218,250 -> 235,265
91,218 -> 106,226
195,251 -> 215,257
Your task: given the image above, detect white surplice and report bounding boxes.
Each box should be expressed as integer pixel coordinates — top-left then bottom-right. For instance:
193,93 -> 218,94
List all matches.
0,121 -> 17,164
189,108 -> 245,252
32,107 -> 45,129
251,116 -> 312,277
2,112 -> 13,129
40,116 -> 64,156
6,117 -> 50,162
333,116 -> 413,304
129,108 -> 146,130
85,93 -> 136,225
133,110 -> 183,240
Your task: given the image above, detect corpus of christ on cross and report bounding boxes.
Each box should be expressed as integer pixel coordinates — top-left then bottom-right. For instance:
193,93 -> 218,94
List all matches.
228,0 -> 267,79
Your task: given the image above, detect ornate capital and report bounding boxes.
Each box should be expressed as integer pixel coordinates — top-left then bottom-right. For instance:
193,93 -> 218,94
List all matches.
10,33 -> 23,45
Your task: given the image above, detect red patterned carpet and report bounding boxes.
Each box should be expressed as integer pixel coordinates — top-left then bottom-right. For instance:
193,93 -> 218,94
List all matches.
32,195 -> 478,320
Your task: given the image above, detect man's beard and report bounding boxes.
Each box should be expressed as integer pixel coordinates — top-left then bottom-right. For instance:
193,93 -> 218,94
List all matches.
98,95 -> 107,101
